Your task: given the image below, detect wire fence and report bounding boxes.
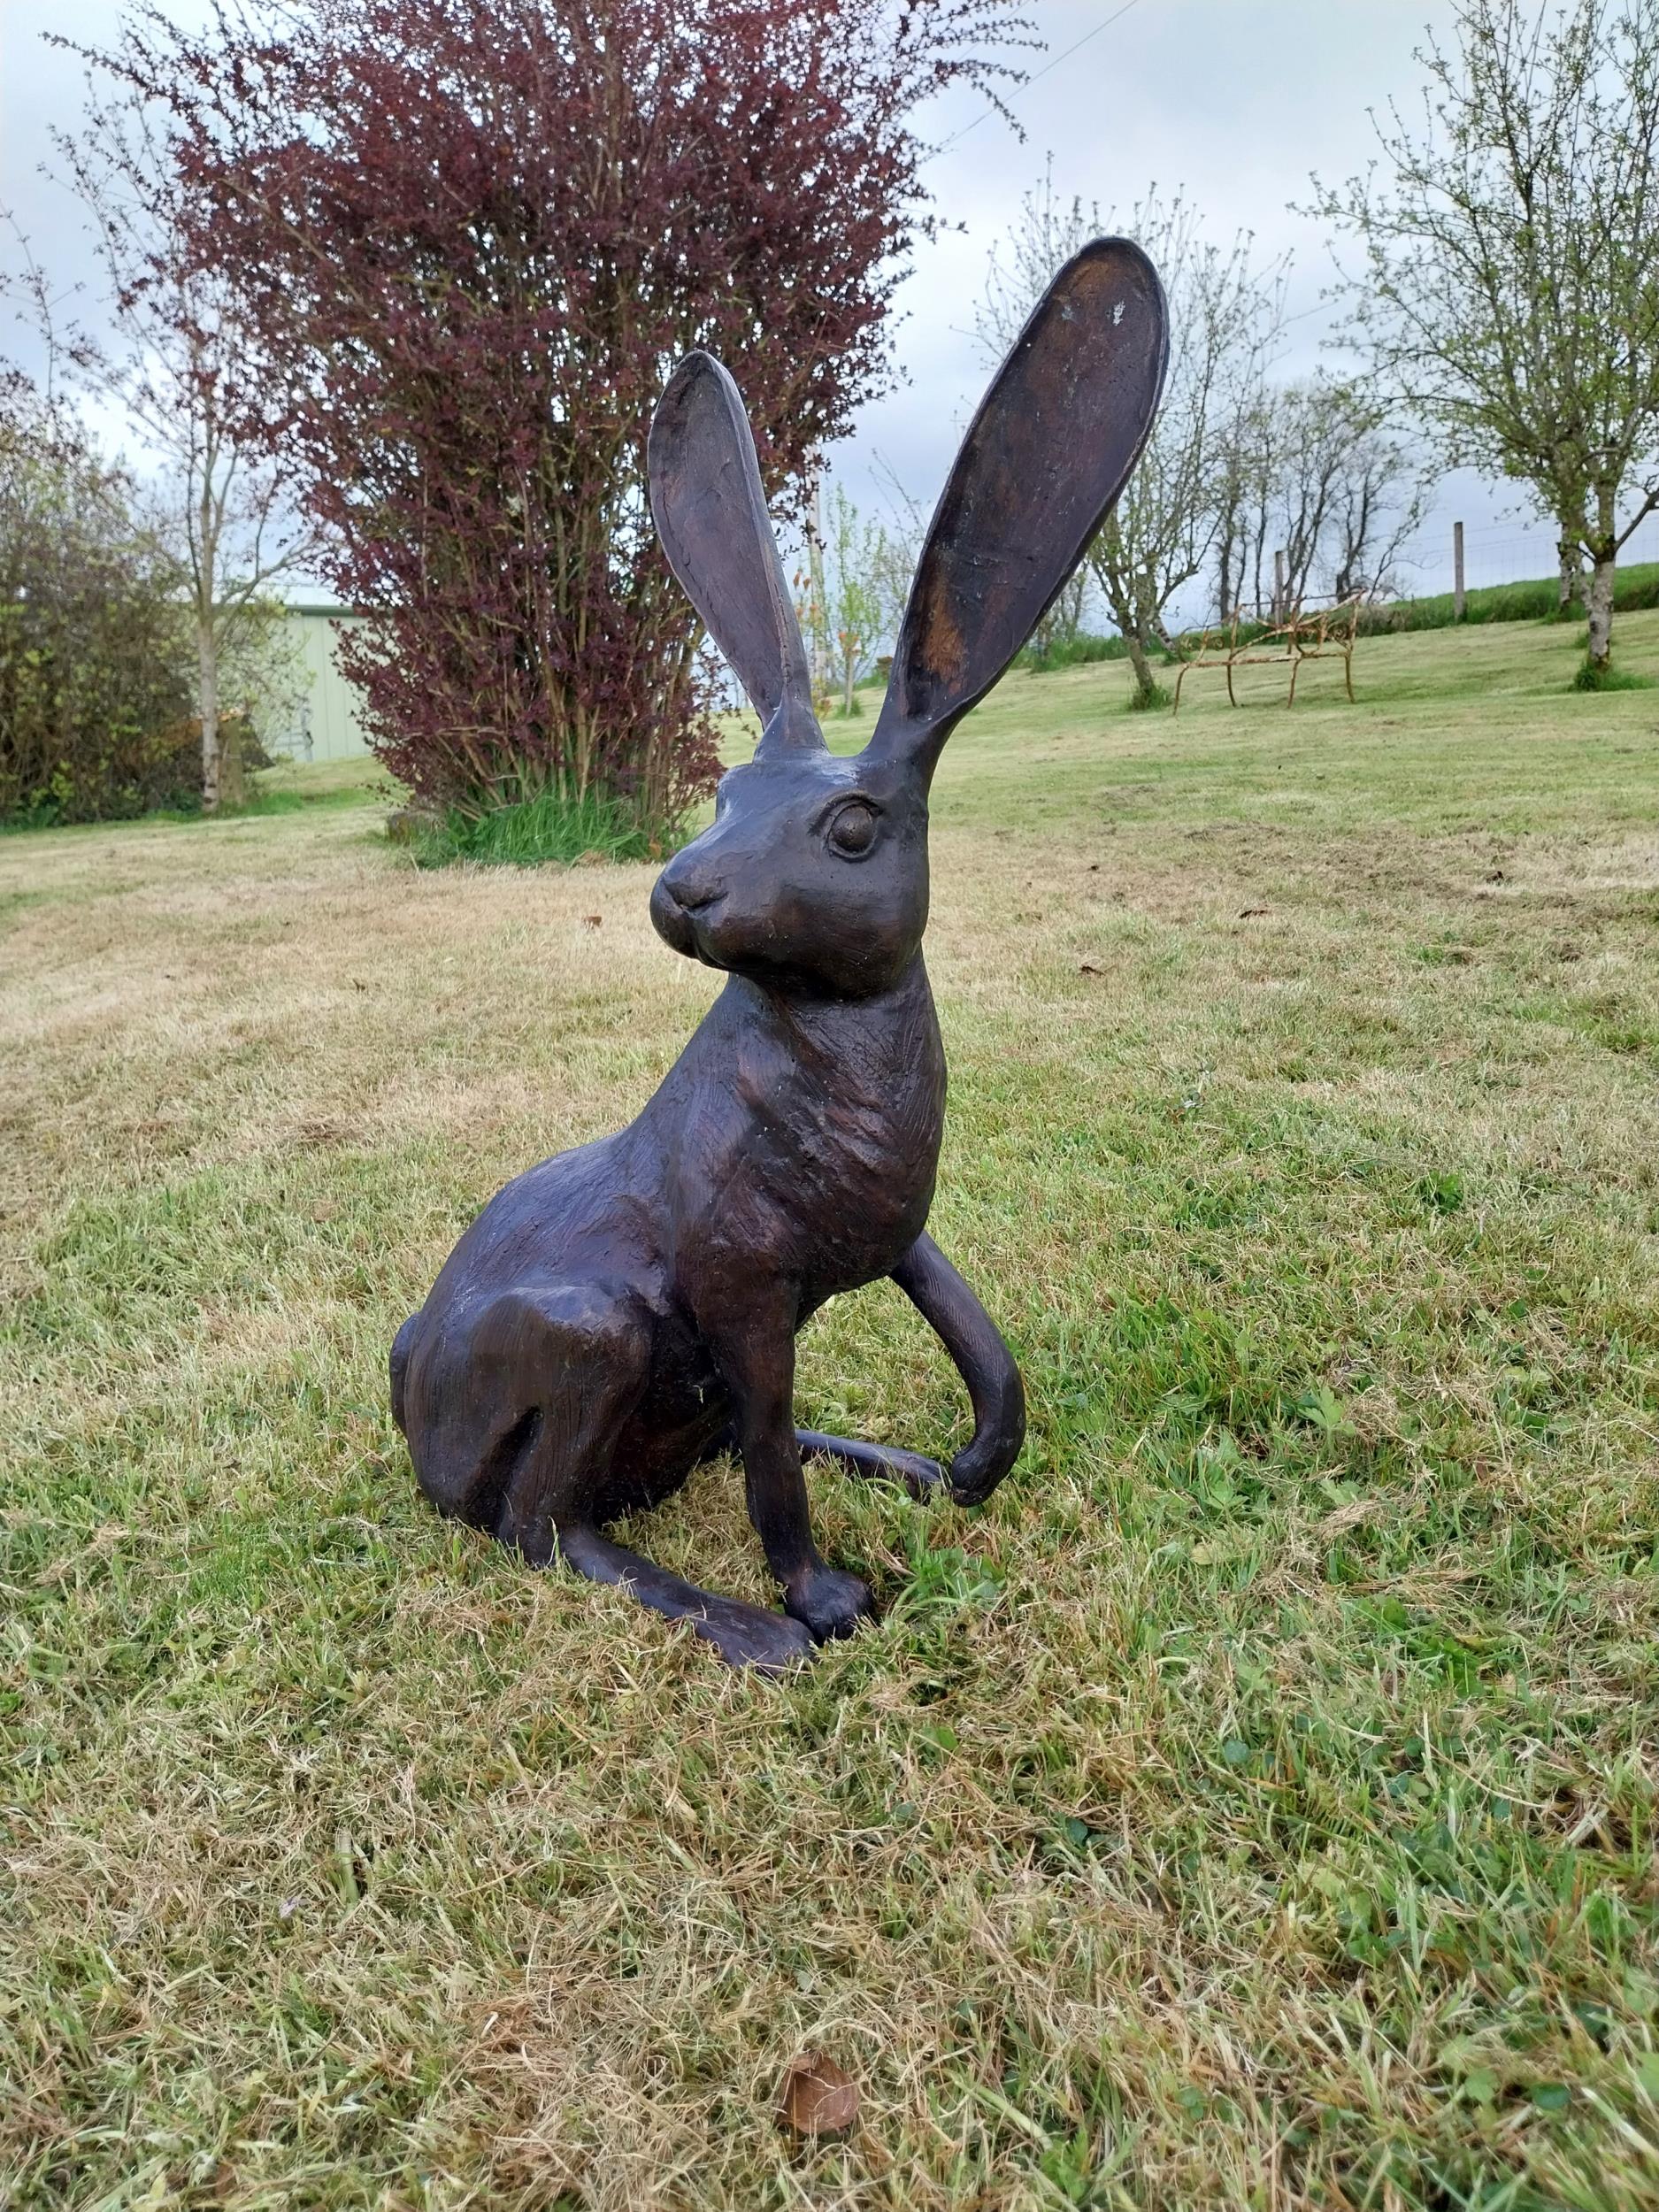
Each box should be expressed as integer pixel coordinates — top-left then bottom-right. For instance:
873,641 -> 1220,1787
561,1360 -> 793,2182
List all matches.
1395,511 -> 1659,600
1163,515 -> 1653,631
1211,512 -> 1659,628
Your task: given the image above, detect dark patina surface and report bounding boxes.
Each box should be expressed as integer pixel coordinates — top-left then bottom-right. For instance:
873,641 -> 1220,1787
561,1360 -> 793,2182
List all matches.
392,238 -> 1169,1668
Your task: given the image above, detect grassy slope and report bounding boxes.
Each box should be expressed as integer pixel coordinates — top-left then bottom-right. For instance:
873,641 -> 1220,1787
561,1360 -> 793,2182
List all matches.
3,616 -> 1658,2211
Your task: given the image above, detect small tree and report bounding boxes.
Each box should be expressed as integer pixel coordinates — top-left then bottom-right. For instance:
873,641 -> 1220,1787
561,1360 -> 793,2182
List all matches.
35,81 -> 310,810
818,487 -> 890,715
1090,194 -> 1284,704
978,171 -> 1285,707
89,0 -> 1029,828
0,380 -> 196,823
1310,0 -> 1659,680
213,594 -> 310,767
1325,400 -> 1432,603
1217,377 -> 1432,615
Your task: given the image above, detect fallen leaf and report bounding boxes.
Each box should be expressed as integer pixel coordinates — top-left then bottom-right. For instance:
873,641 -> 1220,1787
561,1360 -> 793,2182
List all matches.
1238,906 -> 1269,919
779,2050 -> 860,2140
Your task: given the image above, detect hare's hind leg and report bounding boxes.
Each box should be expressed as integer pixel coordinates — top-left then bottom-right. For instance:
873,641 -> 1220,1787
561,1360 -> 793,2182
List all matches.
473,1287 -> 814,1671
407,1282 -> 650,1561
557,1528 -> 814,1673
796,1432 -> 944,1501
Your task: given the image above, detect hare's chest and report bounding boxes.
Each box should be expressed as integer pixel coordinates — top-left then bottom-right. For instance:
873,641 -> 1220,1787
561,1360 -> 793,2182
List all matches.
735,1015 -> 946,1293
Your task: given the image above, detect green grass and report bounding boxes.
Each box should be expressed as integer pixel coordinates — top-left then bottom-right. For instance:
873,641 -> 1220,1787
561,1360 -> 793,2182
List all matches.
1571,656 -> 1658,693
1363,559 -> 1659,634
405,785 -> 671,867
1019,633 -> 1136,673
4,611 -> 1659,2208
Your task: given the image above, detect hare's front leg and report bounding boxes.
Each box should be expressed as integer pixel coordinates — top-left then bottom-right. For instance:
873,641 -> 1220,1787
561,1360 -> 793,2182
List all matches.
712,1299 -> 877,1644
894,1233 -> 1025,1504
799,1233 -> 1025,1508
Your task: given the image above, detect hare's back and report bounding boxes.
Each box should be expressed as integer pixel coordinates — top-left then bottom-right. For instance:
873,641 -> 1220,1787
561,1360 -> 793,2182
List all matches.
425,1130 -> 663,1307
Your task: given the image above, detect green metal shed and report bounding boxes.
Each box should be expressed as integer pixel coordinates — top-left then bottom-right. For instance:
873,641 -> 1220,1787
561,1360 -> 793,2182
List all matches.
280,604 -> 373,763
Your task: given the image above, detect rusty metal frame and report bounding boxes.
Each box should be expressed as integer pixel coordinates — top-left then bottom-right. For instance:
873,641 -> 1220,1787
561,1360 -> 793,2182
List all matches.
1171,595 -> 1362,714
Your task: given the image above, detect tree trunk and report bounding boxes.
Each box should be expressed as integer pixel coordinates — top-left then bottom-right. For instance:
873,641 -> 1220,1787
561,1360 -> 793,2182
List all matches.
1584,486 -> 1617,674
199,622 -> 222,812
1217,524 -> 1235,627
1586,550 -> 1616,673
1091,532 -> 1161,709
1122,626 -> 1158,706
1557,536 -> 1584,614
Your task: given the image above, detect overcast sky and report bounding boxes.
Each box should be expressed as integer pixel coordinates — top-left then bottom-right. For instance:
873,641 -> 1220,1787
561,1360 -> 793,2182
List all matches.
1,0 -> 1586,602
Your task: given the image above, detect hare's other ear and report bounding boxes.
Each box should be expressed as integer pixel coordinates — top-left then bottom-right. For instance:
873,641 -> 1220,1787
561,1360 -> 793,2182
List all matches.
867,237 -> 1168,783
649,352 -> 819,755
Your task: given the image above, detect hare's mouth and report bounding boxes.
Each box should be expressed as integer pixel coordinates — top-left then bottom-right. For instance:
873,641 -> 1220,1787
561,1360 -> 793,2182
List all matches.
684,904 -> 732,969
649,874 -> 726,964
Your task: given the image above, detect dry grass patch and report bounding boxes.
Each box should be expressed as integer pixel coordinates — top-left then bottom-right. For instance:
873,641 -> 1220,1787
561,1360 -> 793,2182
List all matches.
4,617 -> 1659,2209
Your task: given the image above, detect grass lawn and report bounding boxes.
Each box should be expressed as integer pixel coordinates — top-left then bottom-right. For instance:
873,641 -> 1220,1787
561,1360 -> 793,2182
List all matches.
4,615 -> 1659,2211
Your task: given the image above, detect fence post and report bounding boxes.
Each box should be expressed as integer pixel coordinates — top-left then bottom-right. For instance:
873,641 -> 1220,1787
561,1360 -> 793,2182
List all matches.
1272,548 -> 1286,625
1453,520 -> 1466,622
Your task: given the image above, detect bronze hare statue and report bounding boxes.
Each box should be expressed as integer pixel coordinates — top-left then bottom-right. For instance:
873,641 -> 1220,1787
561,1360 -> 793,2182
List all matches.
392,239 -> 1167,1669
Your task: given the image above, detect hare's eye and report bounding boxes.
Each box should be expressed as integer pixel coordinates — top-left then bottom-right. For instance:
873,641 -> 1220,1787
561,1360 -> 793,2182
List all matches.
826,801 -> 879,857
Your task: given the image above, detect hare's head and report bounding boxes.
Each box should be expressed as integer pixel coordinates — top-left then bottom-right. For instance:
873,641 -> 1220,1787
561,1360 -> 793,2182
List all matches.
649,744 -> 930,998
647,238 -> 1168,1000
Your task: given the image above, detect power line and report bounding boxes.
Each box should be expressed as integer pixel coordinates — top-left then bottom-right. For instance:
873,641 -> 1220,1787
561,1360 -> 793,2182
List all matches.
928,0 -> 1146,160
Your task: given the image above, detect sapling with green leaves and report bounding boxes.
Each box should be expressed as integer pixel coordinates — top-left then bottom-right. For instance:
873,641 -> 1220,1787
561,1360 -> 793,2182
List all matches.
805,485 -> 892,717
42,76 -> 311,809
977,168 -> 1285,707
1310,0 -> 1659,682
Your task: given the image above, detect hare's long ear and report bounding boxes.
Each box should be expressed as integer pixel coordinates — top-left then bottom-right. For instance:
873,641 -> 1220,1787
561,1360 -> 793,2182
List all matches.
866,237 -> 1168,784
649,352 -> 820,756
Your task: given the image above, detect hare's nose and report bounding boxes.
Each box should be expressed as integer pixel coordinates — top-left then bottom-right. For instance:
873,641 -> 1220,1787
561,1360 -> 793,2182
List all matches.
660,862 -> 721,912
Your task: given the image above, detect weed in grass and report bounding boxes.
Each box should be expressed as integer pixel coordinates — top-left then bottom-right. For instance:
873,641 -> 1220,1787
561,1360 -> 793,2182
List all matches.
4,611 -> 1659,2208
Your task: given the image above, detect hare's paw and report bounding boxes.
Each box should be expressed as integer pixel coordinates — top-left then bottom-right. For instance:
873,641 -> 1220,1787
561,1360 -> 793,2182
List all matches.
786,1563 -> 877,1645
945,1435 -> 1017,1509
697,1605 -> 818,1673
796,1430 -> 944,1502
